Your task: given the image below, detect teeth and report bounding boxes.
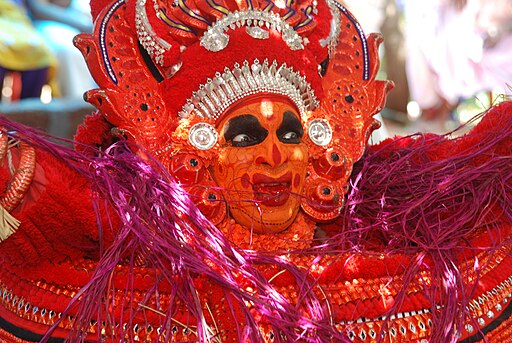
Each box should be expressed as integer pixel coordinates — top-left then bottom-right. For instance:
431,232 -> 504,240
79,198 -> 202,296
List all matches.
253,183 -> 290,191
257,182 -> 288,187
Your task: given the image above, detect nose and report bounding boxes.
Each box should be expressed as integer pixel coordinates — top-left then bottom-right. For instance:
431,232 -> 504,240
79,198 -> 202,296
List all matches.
254,136 -> 286,167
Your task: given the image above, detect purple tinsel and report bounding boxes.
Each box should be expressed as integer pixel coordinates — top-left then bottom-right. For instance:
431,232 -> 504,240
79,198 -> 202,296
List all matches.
0,118 -> 348,342
0,101 -> 511,343
332,104 -> 512,342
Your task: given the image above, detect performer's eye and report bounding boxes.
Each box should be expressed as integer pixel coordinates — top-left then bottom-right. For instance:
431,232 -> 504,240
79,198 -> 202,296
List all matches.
232,133 -> 258,146
224,115 -> 268,147
281,131 -> 299,142
277,111 -> 303,144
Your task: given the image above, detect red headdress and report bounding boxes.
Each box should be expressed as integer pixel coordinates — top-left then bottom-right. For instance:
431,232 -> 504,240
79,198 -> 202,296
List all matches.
74,0 -> 391,225
1,0 -> 512,342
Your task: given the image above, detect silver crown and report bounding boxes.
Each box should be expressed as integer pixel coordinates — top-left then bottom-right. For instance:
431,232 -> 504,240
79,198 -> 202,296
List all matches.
200,10 -> 304,52
178,59 -> 319,121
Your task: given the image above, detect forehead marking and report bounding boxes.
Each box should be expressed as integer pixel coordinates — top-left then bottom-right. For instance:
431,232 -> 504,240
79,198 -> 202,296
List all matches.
260,100 -> 275,120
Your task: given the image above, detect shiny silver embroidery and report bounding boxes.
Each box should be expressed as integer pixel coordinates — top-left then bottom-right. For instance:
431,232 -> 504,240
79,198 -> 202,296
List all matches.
307,119 -> 333,146
188,123 -> 218,150
320,0 -> 341,56
201,10 -> 304,52
178,59 -> 318,121
135,0 -> 171,66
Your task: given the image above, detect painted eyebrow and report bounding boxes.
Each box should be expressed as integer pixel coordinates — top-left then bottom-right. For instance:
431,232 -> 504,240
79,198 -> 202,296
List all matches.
277,111 -> 304,138
223,114 -> 268,142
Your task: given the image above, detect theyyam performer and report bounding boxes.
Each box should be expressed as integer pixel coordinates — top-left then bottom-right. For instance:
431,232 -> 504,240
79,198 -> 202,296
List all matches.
0,0 -> 511,342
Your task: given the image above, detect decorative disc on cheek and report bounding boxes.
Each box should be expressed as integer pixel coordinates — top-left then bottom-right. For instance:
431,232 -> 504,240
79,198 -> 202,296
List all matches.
188,123 -> 218,150
307,119 -> 333,146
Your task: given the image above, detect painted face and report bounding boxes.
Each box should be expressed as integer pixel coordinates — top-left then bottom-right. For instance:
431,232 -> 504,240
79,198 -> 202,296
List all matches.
211,97 -> 308,233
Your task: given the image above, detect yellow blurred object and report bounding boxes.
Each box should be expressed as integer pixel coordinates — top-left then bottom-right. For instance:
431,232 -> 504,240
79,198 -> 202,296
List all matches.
0,0 -> 57,71
0,0 -> 60,100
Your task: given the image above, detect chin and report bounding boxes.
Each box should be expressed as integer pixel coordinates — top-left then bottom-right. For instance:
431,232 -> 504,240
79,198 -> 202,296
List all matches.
230,201 -> 300,234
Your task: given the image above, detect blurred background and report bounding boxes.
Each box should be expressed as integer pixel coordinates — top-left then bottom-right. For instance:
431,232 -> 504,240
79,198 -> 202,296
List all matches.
345,0 -> 512,140
0,0 -> 95,138
0,0 -> 511,140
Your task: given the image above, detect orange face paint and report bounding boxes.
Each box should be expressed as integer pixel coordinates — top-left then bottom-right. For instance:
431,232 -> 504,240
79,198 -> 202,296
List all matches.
211,97 -> 308,233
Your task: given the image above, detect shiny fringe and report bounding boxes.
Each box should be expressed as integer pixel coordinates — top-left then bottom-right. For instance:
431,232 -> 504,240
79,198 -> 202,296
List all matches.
1,101 -> 511,342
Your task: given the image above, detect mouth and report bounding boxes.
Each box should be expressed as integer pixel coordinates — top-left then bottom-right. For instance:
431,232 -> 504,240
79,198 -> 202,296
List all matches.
252,172 -> 293,207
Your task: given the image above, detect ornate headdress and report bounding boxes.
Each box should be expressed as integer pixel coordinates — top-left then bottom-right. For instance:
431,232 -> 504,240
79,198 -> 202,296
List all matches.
2,0 -> 512,342
74,0 -> 390,224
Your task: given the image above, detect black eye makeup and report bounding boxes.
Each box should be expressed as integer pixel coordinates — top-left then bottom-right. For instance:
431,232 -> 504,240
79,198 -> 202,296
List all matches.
223,114 -> 269,147
223,111 -> 303,147
277,111 -> 303,144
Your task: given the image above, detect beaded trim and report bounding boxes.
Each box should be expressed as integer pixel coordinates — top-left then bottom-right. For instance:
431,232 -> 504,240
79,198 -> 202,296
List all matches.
335,274 -> 512,342
1,247 -> 510,341
339,306 -> 436,326
337,4 -> 370,80
135,0 -> 172,67
343,313 -> 433,342
178,59 -> 318,121
322,0 -> 370,81
99,0 -> 126,84
200,10 -> 304,52
1,283 -> 68,330
464,275 -> 512,334
2,269 -> 512,341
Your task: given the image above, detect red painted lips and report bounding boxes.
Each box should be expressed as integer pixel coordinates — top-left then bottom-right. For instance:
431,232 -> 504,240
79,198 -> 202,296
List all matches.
252,172 -> 292,206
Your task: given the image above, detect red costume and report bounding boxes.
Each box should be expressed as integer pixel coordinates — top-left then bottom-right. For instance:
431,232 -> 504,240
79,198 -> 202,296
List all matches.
0,0 -> 511,342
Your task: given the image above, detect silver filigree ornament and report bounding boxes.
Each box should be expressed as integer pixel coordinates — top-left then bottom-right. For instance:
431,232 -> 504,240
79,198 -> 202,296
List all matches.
201,10 -> 304,52
188,123 -> 218,150
320,0 -> 342,57
135,0 -> 172,67
178,59 -> 318,122
307,118 -> 333,146
246,26 -> 269,40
